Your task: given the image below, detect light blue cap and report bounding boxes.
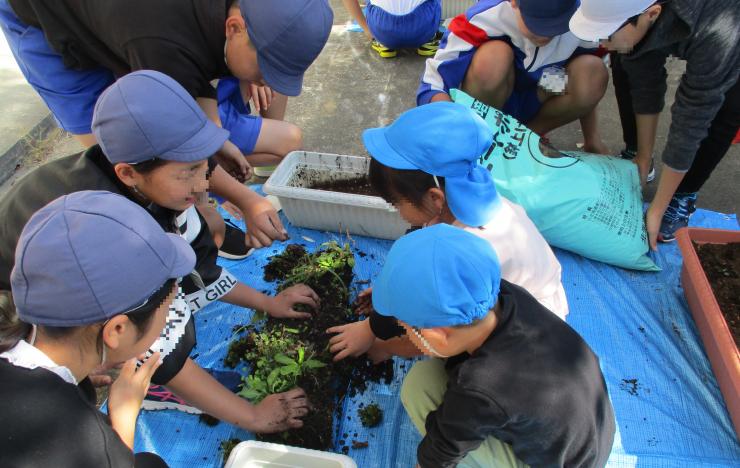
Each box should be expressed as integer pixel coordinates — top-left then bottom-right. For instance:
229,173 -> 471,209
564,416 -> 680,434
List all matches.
362,102 -> 500,227
372,224 -> 501,328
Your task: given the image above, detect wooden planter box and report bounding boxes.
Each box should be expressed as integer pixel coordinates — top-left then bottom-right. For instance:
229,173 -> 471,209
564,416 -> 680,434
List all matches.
676,227 -> 740,438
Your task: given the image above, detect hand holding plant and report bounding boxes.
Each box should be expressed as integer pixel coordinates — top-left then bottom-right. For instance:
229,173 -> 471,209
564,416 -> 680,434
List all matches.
266,284 -> 320,319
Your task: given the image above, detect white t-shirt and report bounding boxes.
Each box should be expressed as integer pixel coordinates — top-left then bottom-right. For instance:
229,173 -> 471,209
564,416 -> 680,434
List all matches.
371,0 -> 427,15
456,197 -> 569,320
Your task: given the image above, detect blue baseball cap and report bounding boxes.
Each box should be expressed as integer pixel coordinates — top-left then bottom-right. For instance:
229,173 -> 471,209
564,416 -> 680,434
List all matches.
92,70 -> 229,165
518,0 -> 580,38
240,0 -> 333,97
363,102 -> 501,227
373,224 -> 501,328
11,191 -> 196,327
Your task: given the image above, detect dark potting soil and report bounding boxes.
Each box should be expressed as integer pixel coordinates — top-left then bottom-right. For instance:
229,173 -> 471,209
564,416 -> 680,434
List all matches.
308,176 -> 379,197
695,242 -> 740,348
229,243 -> 393,451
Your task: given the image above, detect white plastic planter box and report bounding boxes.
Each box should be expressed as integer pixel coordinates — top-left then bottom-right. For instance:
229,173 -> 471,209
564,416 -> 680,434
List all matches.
442,0 -> 475,18
264,151 -> 410,240
224,441 -> 357,468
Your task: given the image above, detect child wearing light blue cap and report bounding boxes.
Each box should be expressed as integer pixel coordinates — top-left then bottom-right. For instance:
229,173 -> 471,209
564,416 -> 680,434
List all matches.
328,102 -> 567,361
372,223 -> 615,467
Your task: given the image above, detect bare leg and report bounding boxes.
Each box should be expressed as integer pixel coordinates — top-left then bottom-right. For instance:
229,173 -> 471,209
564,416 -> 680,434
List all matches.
245,118 -> 303,168
74,133 -> 98,148
527,54 -> 608,137
461,40 -> 516,109
580,109 -> 610,154
340,0 -> 373,40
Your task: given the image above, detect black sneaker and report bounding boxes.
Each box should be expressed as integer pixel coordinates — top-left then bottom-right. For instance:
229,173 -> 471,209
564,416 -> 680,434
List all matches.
218,220 -> 254,260
619,148 -> 655,183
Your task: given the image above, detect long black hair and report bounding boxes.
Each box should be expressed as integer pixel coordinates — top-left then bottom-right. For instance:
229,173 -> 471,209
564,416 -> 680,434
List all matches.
368,157 -> 446,207
0,279 -> 175,354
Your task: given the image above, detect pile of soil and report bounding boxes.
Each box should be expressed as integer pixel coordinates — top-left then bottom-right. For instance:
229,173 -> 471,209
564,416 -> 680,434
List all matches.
225,243 -> 393,450
308,176 -> 379,197
695,242 -> 740,347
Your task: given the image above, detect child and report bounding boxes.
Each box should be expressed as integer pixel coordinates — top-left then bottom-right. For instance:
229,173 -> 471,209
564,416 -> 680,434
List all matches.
0,0 -> 332,176
0,190 -> 198,467
328,102 -> 568,361
417,0 -> 609,154
570,0 -> 740,246
340,0 -> 442,57
374,223 -> 615,467
0,71 -> 313,431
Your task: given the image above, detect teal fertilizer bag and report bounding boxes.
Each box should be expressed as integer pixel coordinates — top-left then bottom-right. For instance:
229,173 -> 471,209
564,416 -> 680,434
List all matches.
451,89 -> 659,271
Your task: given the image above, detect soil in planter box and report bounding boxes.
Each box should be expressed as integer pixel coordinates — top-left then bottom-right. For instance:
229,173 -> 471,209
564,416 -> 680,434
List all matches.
695,242 -> 740,347
308,176 -> 379,197
229,242 -> 393,451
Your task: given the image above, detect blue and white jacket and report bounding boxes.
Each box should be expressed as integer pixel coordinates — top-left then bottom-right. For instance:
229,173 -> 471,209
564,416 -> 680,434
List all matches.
417,0 -> 598,105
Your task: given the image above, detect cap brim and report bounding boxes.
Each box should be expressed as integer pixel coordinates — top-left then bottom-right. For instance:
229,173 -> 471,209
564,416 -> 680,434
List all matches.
162,121 -> 230,162
165,233 -> 197,278
258,52 -> 303,97
569,8 -> 625,42
362,127 -> 418,170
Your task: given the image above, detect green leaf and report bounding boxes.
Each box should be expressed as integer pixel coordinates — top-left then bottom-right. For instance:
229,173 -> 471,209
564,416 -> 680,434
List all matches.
305,359 -> 327,369
267,368 -> 281,387
238,388 -> 262,401
298,347 -> 305,364
284,327 -> 300,334
279,364 -> 299,375
274,353 -> 295,366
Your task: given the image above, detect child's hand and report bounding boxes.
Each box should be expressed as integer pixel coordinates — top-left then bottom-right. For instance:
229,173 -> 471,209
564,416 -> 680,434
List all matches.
215,140 -> 252,182
366,339 -> 393,364
267,284 -> 320,319
326,319 -> 375,361
243,82 -> 274,113
354,287 -> 374,315
242,196 -> 288,248
108,353 -> 162,448
250,388 -> 309,433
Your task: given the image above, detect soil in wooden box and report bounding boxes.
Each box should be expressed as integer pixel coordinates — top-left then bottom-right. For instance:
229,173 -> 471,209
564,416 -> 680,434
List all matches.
695,242 -> 740,347
225,242 -> 393,450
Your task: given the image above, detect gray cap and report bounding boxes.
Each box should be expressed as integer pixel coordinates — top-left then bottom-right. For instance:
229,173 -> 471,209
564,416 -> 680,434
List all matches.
11,191 -> 196,326
92,70 -> 229,164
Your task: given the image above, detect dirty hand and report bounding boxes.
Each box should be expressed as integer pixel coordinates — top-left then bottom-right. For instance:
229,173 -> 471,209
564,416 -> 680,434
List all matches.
108,353 -> 161,448
242,196 -> 288,248
354,287 -> 374,315
645,203 -> 664,251
267,284 -> 320,319
251,388 -> 309,433
327,319 -> 375,361
215,140 -> 252,182
244,82 -> 274,113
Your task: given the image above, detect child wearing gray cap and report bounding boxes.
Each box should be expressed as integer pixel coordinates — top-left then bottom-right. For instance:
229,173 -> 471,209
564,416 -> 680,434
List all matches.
0,71 -> 314,434
0,190 -> 198,468
0,0 -> 333,179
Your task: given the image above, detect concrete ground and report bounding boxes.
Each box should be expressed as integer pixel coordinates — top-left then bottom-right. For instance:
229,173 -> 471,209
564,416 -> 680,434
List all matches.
1,0 -> 738,216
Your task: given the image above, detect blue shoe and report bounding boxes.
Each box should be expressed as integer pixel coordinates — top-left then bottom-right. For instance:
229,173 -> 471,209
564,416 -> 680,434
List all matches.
658,192 -> 697,242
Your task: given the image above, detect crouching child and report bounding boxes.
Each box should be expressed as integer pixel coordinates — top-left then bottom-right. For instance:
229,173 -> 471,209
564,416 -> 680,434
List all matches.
373,224 -> 616,467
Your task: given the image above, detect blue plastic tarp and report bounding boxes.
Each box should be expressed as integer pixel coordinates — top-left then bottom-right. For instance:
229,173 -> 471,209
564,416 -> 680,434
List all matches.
134,204 -> 740,467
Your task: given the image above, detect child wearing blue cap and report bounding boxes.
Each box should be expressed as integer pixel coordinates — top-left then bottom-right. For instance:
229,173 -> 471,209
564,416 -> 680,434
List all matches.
340,0 -> 442,58
0,191 -> 199,468
0,71 -> 314,434
373,223 -> 615,467
0,0 -> 332,178
417,0 -> 609,155
328,102 -> 568,361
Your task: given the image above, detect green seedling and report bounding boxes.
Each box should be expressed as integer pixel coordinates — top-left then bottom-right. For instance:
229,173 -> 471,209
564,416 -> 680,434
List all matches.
239,345 -> 326,403
358,403 -> 383,428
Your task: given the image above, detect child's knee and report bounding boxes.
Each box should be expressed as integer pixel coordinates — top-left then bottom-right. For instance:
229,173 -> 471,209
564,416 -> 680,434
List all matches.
400,359 -> 443,410
568,55 -> 609,104
285,124 -> 303,154
465,41 -> 515,93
